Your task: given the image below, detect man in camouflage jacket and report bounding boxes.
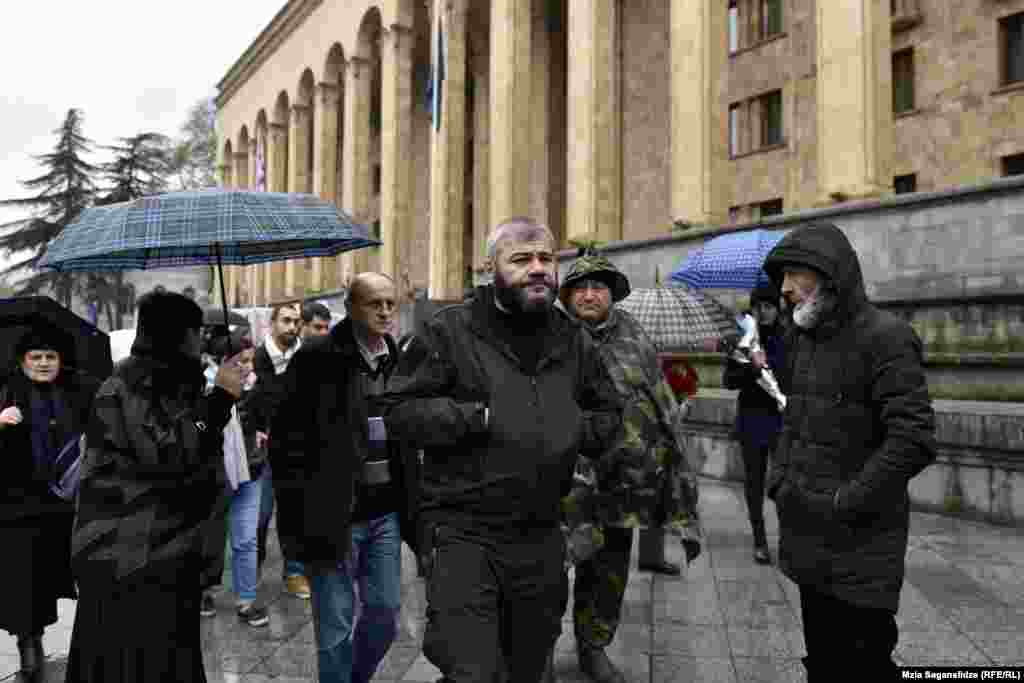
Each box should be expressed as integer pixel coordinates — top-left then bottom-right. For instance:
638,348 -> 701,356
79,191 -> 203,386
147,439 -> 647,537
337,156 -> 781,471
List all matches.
558,249 -> 702,683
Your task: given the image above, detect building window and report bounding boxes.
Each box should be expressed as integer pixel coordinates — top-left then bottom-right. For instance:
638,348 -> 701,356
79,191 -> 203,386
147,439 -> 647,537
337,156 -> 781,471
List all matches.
758,198 -> 783,218
1001,153 -> 1024,176
372,164 -> 382,195
893,49 -> 915,114
761,0 -> 783,40
894,173 -> 917,194
729,104 -> 741,157
758,90 -> 783,147
728,1 -> 740,53
1001,12 -> 1024,85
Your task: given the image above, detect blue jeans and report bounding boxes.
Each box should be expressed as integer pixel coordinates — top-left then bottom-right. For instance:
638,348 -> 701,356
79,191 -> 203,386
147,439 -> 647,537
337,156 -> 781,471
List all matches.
259,463 -> 305,578
309,512 -> 402,683
229,471 -> 263,602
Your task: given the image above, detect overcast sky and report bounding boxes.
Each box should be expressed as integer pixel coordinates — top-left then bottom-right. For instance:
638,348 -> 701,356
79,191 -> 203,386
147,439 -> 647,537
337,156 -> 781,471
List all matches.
0,0 -> 286,231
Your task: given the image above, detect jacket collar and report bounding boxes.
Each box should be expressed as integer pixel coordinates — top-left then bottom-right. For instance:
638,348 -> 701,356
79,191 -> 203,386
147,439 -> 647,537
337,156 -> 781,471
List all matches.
329,316 -> 399,377
464,285 -> 578,370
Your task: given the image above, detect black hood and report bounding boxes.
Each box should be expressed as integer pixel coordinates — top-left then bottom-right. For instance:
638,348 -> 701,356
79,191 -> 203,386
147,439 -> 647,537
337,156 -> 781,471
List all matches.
763,222 -> 868,325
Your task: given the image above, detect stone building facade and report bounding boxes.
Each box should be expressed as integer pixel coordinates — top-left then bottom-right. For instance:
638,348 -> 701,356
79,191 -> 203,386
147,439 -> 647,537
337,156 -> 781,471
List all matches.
215,0 -> 1024,305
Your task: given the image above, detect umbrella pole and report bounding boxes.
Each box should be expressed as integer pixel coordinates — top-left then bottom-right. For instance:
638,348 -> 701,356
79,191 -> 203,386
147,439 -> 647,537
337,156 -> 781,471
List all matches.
215,242 -> 232,357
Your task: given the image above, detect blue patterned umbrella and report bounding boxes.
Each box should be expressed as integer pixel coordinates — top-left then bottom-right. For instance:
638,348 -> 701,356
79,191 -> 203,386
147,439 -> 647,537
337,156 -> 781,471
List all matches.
36,189 -> 380,342
37,189 -> 378,272
616,284 -> 740,353
669,229 -> 786,290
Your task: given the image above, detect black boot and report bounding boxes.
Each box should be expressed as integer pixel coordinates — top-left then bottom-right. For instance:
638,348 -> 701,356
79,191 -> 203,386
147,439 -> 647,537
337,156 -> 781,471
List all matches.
578,646 -> 625,683
16,633 -> 43,676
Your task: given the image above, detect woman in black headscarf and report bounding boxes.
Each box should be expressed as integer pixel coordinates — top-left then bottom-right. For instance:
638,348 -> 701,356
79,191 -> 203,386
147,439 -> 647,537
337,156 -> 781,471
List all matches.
65,291 -> 242,683
0,325 -> 99,678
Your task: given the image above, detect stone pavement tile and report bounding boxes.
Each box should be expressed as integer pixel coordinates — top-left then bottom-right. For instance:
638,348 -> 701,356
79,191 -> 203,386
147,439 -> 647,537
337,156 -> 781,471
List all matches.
965,631 -> 1024,666
39,625 -> 72,658
716,580 -> 798,628
732,657 -> 807,683
942,605 -> 1024,632
251,640 -> 317,679
651,623 -> 730,657
954,560 -> 1024,605
895,630 -> 994,666
726,626 -> 803,659
373,645 -> 421,680
402,652 -> 441,682
651,655 -> 736,683
202,636 -> 268,676
618,596 -> 652,625
554,646 -> 650,683
904,561 -> 1000,612
895,582 -> 958,632
653,585 -> 725,625
203,669 -> 248,683
0,654 -> 18,681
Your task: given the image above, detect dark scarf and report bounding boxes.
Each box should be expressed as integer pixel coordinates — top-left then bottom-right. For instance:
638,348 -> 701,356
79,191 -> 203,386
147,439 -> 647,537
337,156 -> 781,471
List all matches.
28,382 -> 71,475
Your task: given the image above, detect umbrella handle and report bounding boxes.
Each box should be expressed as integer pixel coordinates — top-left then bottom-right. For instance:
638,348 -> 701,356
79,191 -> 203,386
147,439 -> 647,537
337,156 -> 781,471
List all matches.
215,243 -> 232,358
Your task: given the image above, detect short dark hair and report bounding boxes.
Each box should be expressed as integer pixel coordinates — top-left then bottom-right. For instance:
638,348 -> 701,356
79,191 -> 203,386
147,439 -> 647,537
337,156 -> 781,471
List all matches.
301,302 -> 331,323
271,302 -> 299,321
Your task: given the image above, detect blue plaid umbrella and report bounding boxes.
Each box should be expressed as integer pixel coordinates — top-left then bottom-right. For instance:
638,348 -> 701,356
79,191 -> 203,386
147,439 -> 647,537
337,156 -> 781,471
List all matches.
37,189 -> 380,343
37,189 -> 378,271
616,284 -> 740,353
669,229 -> 786,290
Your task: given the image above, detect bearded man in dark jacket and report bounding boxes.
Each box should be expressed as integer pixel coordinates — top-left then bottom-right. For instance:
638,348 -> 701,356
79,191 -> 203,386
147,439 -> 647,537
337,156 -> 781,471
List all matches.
762,222 -> 936,681
379,217 -> 622,683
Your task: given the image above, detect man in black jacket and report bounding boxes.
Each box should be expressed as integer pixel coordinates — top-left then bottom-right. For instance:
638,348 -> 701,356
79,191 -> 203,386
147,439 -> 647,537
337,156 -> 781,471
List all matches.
270,273 -> 418,683
762,222 -> 936,681
379,217 -> 621,683
722,282 -> 785,565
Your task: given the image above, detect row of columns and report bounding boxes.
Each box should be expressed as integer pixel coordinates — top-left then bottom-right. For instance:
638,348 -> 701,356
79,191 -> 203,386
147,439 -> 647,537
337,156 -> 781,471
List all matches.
220,0 -> 891,304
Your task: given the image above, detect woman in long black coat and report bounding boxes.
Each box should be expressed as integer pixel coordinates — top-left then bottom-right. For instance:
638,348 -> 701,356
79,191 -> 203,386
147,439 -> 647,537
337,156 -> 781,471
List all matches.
65,291 -> 240,683
0,326 -> 98,677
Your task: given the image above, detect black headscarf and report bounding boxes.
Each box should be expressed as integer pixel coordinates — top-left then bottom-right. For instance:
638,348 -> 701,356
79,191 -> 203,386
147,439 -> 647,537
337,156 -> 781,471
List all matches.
129,291 -> 206,395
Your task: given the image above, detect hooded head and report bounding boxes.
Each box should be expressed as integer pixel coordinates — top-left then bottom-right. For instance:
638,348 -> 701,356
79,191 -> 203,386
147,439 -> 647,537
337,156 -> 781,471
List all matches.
559,248 -> 631,325
132,290 -> 205,362
763,222 -> 867,331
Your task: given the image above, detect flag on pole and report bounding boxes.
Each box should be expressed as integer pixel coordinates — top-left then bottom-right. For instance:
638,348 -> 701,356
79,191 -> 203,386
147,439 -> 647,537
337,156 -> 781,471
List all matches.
255,133 -> 266,192
427,6 -> 446,132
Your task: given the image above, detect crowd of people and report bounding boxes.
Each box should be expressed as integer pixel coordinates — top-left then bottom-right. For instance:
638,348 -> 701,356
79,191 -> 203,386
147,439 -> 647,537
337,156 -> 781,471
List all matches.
0,219 -> 936,683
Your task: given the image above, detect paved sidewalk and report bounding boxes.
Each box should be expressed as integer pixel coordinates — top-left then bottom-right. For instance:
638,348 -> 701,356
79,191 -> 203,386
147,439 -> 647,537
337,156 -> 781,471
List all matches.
4,478 -> 1022,682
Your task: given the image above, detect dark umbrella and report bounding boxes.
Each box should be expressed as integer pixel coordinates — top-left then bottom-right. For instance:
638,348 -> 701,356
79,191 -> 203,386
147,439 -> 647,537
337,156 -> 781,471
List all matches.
203,308 -> 250,329
616,283 -> 740,353
0,296 -> 113,381
36,189 -> 379,355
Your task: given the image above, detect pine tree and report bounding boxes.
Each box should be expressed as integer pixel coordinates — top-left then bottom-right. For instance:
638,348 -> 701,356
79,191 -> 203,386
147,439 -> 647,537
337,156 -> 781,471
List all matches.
0,109 -> 99,306
89,132 -> 173,328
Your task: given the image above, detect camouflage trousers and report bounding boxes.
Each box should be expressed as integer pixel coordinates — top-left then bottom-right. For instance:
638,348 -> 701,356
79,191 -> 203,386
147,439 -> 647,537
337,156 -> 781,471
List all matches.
571,527 -> 666,649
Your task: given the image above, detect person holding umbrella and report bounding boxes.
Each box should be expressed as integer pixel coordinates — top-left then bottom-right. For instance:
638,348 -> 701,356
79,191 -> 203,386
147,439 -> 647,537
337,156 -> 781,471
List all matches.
558,249 -> 702,683
722,282 -> 786,565
65,291 -> 245,683
0,325 -> 100,679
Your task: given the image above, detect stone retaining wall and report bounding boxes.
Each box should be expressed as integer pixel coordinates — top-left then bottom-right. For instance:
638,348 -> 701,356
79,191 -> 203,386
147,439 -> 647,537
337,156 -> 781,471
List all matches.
683,389 -> 1024,525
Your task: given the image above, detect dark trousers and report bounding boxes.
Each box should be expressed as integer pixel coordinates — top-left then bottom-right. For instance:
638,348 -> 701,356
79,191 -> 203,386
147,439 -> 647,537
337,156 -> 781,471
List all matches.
740,440 -> 770,546
798,585 -> 899,682
423,523 -> 566,683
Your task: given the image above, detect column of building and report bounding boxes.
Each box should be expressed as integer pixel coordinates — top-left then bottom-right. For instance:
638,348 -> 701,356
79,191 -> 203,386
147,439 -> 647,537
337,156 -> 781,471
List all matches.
247,137 -> 260,306
342,57 -> 372,281
816,0 -> 892,202
470,37 -> 490,284
489,0 -> 533,229
566,0 -> 621,244
313,80 -> 341,292
229,149 -> 249,305
429,0 -> 468,300
380,21 -> 415,291
265,122 -> 289,302
669,0 -> 728,227
285,103 -> 313,298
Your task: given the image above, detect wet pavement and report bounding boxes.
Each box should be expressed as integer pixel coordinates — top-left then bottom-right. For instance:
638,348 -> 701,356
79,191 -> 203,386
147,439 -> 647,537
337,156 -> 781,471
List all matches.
3,477 -> 1022,682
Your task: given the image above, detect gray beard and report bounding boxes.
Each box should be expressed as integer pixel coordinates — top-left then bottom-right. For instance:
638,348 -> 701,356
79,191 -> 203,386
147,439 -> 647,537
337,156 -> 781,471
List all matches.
792,285 -> 836,329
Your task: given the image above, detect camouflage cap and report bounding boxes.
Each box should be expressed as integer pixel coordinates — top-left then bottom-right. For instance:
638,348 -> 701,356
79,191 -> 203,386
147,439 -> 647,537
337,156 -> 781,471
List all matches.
560,248 -> 631,303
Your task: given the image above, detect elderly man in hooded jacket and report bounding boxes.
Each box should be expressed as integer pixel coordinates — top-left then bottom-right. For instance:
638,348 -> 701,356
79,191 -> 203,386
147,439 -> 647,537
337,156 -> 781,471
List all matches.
762,222 -> 936,681
558,249 -> 701,683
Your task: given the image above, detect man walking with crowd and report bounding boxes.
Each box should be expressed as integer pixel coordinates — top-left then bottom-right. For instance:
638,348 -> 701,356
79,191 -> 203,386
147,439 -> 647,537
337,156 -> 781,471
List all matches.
558,249 -> 702,683
271,273 -> 416,683
762,222 -> 936,681
301,301 -> 333,339
252,302 -> 310,599
379,217 -> 622,683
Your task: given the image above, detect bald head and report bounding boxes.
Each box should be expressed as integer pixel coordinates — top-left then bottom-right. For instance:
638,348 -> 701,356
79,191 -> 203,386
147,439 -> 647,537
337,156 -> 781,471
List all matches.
485,217 -> 556,264
347,272 -> 397,340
